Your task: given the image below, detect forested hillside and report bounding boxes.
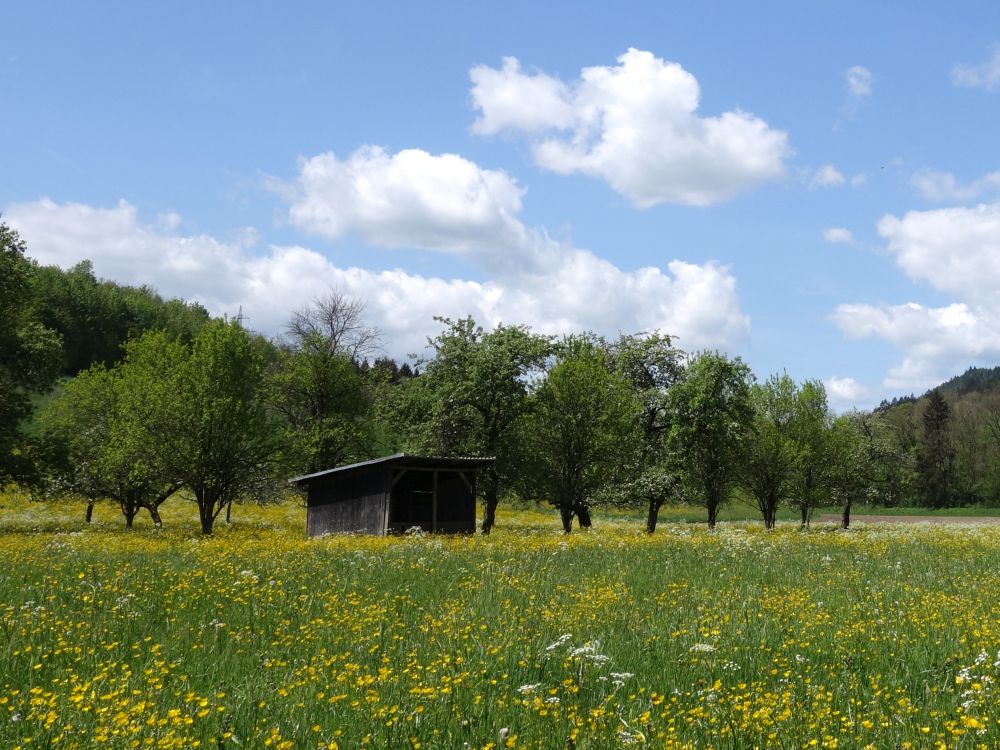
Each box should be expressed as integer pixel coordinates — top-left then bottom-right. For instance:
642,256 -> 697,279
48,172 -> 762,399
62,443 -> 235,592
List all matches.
875,368 -> 1000,506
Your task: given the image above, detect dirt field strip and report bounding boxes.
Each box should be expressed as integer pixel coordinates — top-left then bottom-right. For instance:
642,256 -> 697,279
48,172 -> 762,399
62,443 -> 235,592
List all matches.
817,513 -> 1000,525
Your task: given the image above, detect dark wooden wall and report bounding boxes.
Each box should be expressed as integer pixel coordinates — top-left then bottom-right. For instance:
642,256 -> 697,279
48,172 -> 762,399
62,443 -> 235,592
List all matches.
306,465 -> 389,537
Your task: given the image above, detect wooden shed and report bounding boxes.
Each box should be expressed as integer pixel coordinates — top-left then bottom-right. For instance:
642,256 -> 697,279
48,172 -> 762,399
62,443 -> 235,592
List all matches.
290,454 -> 494,537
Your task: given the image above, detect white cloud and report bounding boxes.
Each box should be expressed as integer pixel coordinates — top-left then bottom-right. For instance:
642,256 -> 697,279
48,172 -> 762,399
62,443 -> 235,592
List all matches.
822,227 -> 855,245
468,48 -> 790,207
6,188 -> 750,359
844,65 -> 873,97
850,173 -> 867,188
911,168 -> 1000,202
832,302 -> 1000,390
824,376 -> 870,405
831,201 -> 1000,389
274,146 -> 528,256
809,164 -> 845,190
877,202 -> 1000,304
469,57 -> 575,135
952,47 -> 1000,91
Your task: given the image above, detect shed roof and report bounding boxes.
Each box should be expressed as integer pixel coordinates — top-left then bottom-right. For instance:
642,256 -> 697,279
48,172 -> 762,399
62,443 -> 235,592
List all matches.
289,453 -> 495,486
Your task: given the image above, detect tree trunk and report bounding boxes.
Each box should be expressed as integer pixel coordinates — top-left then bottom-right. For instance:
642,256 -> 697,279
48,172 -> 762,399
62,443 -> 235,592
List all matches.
147,506 -> 163,528
800,505 -> 809,530
707,503 -> 718,530
760,500 -> 776,530
841,500 -> 852,530
481,483 -> 499,535
560,506 -> 574,534
646,499 -> 662,534
576,505 -> 592,529
85,501 -> 94,524
225,500 -> 233,524
198,493 -> 215,535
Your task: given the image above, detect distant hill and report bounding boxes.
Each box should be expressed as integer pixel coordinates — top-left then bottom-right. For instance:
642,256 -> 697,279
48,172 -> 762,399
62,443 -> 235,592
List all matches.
876,366 -> 1000,412
936,366 -> 1000,398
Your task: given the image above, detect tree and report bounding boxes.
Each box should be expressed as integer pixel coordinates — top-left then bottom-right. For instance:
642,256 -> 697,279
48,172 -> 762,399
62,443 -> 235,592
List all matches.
827,413 -> 870,529
665,352 -> 754,529
40,361 -> 183,527
407,317 -> 554,533
825,411 -> 898,529
0,221 -> 62,482
269,293 -> 381,475
741,373 -> 798,529
916,389 -> 955,508
284,291 -> 380,362
520,337 -> 640,533
788,380 -> 831,529
139,321 -> 279,534
602,332 -> 685,533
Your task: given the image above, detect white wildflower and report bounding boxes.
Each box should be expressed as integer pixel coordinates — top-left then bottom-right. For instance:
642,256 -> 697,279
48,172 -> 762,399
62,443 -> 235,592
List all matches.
545,633 -> 573,652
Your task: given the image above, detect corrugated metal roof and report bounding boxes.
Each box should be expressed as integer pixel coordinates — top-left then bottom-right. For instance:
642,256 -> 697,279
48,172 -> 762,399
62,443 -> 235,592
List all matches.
288,453 -> 495,485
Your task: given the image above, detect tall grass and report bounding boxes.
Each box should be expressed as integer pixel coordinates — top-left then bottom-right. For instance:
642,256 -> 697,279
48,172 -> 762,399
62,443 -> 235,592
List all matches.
2,492 -> 999,748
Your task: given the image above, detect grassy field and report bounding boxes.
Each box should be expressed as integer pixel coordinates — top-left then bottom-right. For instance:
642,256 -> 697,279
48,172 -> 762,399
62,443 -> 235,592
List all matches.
2,492 -> 1000,749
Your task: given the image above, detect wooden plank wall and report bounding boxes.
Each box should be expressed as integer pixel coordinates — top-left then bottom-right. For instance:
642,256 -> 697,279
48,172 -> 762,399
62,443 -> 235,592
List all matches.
306,466 -> 390,536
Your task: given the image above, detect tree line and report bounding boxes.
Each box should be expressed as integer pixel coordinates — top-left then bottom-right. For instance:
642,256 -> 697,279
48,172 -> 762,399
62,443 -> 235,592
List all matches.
2,220 -> 996,533
874,372 -> 1000,508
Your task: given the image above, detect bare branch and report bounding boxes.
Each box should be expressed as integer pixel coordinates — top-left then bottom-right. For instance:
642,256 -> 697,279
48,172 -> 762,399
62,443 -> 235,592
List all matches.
283,290 -> 382,360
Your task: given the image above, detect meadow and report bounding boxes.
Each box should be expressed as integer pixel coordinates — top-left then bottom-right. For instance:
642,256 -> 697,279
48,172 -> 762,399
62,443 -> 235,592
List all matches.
2,492 -> 1000,749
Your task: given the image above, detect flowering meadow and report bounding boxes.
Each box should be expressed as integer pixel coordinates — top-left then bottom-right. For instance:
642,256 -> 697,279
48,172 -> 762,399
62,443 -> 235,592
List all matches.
2,494 -> 1000,749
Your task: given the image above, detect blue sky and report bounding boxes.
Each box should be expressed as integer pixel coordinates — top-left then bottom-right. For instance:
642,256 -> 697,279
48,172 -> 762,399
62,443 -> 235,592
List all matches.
4,1 -> 1000,409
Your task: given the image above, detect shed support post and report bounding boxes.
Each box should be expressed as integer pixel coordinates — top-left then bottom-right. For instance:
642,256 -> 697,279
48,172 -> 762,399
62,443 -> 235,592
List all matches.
432,470 -> 439,532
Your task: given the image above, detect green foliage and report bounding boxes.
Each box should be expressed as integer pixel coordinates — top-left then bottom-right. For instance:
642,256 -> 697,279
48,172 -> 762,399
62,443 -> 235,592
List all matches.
917,388 -> 956,508
741,373 -> 800,529
518,336 -> 640,532
27,260 -> 211,375
267,332 -> 375,475
665,351 -> 754,528
0,221 -> 62,482
388,317 -> 554,532
38,362 -> 183,526
786,379 -> 833,525
133,321 -> 280,534
597,332 -> 685,532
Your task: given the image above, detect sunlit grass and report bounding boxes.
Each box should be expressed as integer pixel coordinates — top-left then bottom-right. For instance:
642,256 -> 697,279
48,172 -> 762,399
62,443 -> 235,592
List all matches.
2,490 -> 1000,748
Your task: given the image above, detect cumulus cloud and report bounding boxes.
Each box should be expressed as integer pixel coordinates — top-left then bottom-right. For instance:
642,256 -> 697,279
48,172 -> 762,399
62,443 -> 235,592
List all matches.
911,168 -> 1000,202
809,164 -> 845,190
822,227 -> 855,245
832,201 -> 1000,389
877,202 -> 1000,304
824,376 -> 870,405
6,186 -> 750,358
952,47 -> 1000,91
469,57 -> 575,135
832,302 -> 1000,390
274,147 -> 528,256
468,48 -> 790,207
844,65 -> 873,97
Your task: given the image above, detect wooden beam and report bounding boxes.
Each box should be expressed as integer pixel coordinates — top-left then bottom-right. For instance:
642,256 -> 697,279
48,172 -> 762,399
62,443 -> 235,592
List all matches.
432,470 -> 439,532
